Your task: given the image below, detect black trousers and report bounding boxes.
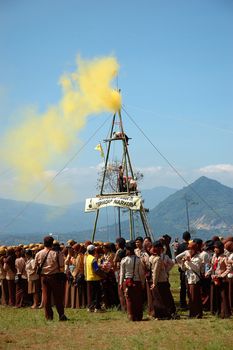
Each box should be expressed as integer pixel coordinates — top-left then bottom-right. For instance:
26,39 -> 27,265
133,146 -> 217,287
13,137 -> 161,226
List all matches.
87,280 -> 102,310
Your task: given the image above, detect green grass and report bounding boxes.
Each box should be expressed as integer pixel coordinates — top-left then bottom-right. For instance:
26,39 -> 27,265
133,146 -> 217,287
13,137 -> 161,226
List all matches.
1,269 -> 233,350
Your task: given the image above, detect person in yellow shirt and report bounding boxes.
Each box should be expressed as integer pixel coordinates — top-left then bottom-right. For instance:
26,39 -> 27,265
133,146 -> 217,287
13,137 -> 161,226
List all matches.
85,245 -> 106,312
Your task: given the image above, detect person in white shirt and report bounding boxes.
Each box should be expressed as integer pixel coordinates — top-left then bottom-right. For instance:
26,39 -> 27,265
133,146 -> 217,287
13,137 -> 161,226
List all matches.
25,249 -> 40,309
176,241 -> 203,318
15,247 -> 28,308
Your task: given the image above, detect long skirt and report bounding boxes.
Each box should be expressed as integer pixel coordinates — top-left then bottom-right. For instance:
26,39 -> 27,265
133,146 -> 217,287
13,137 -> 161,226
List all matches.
151,281 -> 174,319
117,274 -> 126,311
15,278 -> 28,308
210,281 -> 231,318
0,278 -> 9,305
188,283 -> 203,318
64,281 -> 72,308
146,280 -> 154,316
123,281 -> 143,321
71,281 -> 87,308
7,279 -> 16,306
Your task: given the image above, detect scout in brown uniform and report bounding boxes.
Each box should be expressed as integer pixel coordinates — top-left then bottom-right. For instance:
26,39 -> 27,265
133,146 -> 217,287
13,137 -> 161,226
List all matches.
101,243 -> 117,308
0,248 -> 8,305
71,244 -> 86,308
149,241 -> 175,320
119,241 -> 145,321
15,247 -> 28,308
25,249 -> 40,308
64,244 -> 75,308
209,240 -> 231,318
113,237 -> 126,311
35,236 -> 68,321
134,236 -> 144,258
3,248 -> 16,306
225,241 -> 233,310
141,240 -> 153,316
177,242 -> 203,318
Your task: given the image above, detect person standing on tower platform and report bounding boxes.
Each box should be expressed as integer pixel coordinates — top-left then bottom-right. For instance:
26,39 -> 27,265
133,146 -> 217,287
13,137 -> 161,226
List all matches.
118,165 -> 125,192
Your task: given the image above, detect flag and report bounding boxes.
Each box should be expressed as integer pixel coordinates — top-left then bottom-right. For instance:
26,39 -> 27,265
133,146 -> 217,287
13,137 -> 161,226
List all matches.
94,143 -> 104,158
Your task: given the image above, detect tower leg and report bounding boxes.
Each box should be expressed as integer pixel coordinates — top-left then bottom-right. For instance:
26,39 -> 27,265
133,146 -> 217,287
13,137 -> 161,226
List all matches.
129,210 -> 133,240
118,207 -> 121,237
91,209 -> 100,243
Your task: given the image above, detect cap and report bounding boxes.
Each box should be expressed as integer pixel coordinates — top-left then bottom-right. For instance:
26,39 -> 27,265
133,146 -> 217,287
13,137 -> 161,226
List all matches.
87,244 -> 95,252
0,248 -> 6,255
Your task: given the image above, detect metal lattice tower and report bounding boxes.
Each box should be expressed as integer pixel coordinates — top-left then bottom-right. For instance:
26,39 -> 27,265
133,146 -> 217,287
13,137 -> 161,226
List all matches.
90,109 -> 154,242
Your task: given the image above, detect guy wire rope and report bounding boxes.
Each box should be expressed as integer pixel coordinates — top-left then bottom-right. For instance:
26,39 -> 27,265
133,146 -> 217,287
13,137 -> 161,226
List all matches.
122,105 -> 229,227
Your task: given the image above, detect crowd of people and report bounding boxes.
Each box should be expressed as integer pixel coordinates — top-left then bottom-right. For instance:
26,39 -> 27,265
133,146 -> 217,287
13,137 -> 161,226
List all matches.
0,232 -> 233,321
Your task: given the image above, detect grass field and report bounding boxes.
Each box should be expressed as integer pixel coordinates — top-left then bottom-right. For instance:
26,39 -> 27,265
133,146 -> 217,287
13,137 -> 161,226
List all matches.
1,269 -> 233,350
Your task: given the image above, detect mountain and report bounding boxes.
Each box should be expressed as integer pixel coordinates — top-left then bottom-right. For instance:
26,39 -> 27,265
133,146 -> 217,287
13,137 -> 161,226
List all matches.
0,185 -> 176,244
0,198 -> 89,234
89,176 -> 233,242
1,177 -> 232,245
149,176 -> 233,238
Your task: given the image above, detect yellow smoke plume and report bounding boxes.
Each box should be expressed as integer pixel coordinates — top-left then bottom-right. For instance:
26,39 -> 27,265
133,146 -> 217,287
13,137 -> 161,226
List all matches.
1,56 -> 121,195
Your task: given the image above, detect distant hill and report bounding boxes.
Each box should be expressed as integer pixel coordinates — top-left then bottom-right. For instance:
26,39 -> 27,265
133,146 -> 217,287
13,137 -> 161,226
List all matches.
149,176 -> 233,238
0,185 -> 176,244
1,177 -> 232,245
0,198 -> 90,234
88,176 -> 233,242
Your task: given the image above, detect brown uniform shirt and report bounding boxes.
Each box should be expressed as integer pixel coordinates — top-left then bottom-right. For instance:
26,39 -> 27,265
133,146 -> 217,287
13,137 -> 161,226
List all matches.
35,248 -> 64,275
149,255 -> 168,285
72,254 -> 84,277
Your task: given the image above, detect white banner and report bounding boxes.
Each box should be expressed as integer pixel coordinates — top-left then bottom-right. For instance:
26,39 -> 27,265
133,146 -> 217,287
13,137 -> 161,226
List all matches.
85,196 -> 142,212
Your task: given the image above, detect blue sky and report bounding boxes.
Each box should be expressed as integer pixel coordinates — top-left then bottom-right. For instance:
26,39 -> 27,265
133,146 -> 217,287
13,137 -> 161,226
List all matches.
0,0 -> 233,204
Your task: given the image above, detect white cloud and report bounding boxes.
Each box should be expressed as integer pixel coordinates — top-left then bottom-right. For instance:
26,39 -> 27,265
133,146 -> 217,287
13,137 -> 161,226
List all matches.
138,166 -> 163,175
2,163 -> 233,205
199,164 -> 233,174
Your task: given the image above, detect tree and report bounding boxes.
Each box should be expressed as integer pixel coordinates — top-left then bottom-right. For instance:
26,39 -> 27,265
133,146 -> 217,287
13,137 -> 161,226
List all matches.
96,160 -> 144,193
